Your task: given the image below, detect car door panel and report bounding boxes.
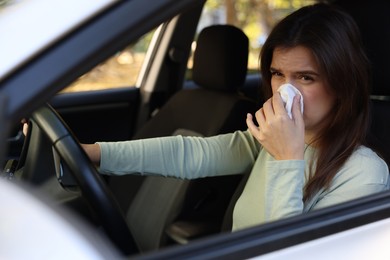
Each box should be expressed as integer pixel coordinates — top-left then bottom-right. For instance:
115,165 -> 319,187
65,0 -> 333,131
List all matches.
50,87 -> 140,143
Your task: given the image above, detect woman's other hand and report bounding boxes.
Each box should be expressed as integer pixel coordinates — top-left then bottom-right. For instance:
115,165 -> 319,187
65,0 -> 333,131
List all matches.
81,143 -> 101,166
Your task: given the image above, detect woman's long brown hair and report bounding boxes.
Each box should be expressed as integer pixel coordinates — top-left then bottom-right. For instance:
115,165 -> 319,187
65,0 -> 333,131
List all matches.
260,4 -> 371,201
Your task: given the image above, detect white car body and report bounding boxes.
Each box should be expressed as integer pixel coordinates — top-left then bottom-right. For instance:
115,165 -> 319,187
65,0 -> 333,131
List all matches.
0,0 -> 116,80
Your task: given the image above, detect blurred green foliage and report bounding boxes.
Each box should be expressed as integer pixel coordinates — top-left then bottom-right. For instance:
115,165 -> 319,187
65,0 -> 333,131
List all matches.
204,0 -> 316,69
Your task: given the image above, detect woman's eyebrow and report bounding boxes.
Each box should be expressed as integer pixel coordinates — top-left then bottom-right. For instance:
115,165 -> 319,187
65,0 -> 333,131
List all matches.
295,70 -> 320,76
270,67 -> 319,76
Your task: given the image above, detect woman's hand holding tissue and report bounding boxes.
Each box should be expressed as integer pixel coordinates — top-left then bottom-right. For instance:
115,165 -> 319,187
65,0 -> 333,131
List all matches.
246,90 -> 305,161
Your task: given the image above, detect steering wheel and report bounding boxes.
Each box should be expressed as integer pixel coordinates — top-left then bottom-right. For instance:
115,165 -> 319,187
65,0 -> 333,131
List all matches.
27,104 -> 138,255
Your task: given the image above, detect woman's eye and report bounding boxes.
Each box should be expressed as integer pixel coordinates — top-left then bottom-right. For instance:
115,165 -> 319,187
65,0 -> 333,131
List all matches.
271,71 -> 282,77
299,75 -> 314,81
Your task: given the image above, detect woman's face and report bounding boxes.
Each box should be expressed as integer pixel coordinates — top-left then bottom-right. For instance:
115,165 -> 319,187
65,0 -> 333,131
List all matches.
270,45 -> 336,141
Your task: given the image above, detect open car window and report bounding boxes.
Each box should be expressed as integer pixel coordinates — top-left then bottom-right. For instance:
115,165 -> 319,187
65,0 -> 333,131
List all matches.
63,28 -> 157,93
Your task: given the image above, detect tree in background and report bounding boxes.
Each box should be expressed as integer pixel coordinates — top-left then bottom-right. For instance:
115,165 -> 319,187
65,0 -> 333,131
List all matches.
204,0 -> 315,69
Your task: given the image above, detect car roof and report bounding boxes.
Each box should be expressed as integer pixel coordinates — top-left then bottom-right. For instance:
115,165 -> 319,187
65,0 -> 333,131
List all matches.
0,0 -> 117,81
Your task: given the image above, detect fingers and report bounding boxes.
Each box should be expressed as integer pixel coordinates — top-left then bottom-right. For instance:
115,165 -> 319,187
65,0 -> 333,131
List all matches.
21,118 -> 30,136
261,98 -> 273,119
247,94 -> 305,160
246,113 -> 259,135
247,92 -> 300,139
263,94 -> 291,124
22,123 -> 29,136
291,95 -> 303,122
272,92 -> 288,116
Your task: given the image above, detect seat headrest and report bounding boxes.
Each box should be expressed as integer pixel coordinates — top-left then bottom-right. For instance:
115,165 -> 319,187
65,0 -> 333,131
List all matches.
192,25 -> 249,92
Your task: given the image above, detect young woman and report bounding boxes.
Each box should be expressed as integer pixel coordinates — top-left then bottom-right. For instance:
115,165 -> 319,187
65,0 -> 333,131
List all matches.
83,3 -> 389,231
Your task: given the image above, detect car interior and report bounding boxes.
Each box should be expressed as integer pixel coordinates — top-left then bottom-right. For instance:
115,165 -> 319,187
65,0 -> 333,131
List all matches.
3,0 -> 390,257
120,24 -> 258,252
6,2 -> 263,255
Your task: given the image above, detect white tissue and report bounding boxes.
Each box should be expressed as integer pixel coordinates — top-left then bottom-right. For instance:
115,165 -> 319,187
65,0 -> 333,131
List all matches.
277,83 -> 304,119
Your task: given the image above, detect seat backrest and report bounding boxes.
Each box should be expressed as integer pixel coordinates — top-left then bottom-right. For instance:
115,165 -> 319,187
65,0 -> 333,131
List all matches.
132,24 -> 255,139
119,25 -> 257,252
334,0 -> 390,164
369,98 -> 390,164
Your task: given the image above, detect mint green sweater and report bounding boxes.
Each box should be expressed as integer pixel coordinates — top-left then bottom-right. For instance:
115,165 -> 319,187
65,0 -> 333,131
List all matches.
98,130 -> 389,231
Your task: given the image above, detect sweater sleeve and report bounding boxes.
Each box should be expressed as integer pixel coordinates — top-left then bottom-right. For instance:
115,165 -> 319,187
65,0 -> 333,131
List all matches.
263,160 -> 306,221
231,152 -> 306,231
97,130 -> 260,179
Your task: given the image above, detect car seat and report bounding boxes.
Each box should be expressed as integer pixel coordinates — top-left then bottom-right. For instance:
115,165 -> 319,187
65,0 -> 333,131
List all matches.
110,25 -> 257,252
334,0 -> 390,164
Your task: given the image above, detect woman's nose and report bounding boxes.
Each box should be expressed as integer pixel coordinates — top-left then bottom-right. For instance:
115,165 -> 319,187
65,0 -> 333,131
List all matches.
284,80 -> 300,89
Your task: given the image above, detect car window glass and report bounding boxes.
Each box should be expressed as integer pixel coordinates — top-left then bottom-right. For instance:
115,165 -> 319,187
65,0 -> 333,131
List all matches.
187,0 -> 316,76
61,29 -> 156,93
